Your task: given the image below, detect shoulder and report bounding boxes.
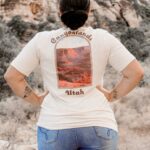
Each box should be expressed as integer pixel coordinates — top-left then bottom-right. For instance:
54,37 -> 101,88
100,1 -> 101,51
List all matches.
36,28 -> 64,39
92,28 -> 109,34
90,28 -> 117,43
92,28 -> 115,39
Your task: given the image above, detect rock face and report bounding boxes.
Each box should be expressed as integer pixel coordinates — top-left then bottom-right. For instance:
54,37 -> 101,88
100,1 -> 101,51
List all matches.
0,140 -> 10,149
0,0 -> 149,26
0,140 -> 37,150
91,0 -> 142,28
0,0 -> 53,23
13,144 -> 37,150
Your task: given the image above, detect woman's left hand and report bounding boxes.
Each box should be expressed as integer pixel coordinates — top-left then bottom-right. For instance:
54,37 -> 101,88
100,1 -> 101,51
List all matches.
96,86 -> 112,102
38,91 -> 49,105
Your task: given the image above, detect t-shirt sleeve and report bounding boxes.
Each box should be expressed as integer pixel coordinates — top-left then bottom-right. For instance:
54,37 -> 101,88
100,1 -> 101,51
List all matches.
107,32 -> 136,72
10,33 -> 40,77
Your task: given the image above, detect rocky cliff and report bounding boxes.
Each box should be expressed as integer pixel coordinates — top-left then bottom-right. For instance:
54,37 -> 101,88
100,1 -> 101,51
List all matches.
0,0 -> 149,25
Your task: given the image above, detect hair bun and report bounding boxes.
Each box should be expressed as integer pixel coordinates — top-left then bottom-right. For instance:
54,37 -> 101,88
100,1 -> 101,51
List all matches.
61,10 -> 88,30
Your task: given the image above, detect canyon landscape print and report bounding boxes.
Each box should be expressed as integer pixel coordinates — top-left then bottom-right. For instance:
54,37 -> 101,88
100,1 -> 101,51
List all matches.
56,46 -> 92,88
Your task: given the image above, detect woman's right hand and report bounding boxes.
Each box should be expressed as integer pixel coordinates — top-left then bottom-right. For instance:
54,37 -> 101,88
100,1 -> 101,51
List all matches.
96,86 -> 113,102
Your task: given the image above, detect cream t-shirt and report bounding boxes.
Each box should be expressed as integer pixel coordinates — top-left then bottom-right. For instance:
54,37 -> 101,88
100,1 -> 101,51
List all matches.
11,27 -> 136,132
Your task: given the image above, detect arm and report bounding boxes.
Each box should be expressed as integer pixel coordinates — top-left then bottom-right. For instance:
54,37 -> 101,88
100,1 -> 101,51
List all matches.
4,66 -> 48,106
97,59 -> 144,102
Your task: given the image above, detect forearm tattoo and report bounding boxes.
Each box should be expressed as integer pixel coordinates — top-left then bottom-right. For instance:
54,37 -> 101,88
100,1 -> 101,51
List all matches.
112,89 -> 118,99
23,86 -> 32,98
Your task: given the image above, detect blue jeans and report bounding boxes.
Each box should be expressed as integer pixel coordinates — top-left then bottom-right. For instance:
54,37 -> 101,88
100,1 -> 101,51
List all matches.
37,126 -> 118,150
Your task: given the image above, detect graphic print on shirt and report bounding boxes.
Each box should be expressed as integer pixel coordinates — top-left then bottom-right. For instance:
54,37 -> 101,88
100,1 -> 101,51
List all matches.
55,36 -> 92,89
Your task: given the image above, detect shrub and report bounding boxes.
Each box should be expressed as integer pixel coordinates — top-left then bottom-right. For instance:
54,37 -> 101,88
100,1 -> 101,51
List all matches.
0,22 -> 21,100
7,15 -> 29,38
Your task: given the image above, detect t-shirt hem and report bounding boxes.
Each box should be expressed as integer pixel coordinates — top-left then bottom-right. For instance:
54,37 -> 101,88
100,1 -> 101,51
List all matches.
36,121 -> 118,132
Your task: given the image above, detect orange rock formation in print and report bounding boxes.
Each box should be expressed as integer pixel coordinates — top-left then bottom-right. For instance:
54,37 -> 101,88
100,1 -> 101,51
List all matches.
56,46 -> 92,88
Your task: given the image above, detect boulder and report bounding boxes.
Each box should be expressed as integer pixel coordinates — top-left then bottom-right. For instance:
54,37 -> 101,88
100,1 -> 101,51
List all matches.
0,140 -> 10,149
0,0 -> 52,23
13,144 -> 37,150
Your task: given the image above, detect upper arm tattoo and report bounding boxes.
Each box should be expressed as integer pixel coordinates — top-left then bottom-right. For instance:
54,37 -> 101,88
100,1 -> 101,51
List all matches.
23,86 -> 32,98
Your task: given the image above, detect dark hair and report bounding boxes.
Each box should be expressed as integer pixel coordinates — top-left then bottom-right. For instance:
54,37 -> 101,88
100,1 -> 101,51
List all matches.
59,0 -> 90,30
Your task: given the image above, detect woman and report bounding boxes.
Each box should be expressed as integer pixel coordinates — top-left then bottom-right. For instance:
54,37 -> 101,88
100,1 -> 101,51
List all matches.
4,0 -> 144,150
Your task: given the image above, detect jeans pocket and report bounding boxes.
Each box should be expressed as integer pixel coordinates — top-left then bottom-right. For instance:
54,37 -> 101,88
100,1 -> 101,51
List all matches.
38,126 -> 59,143
93,126 -> 117,140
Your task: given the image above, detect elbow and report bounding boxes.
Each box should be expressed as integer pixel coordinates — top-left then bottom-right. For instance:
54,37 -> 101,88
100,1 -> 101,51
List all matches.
4,72 -> 9,81
4,71 -> 12,83
135,68 -> 144,81
140,70 -> 144,79
4,69 -> 15,84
